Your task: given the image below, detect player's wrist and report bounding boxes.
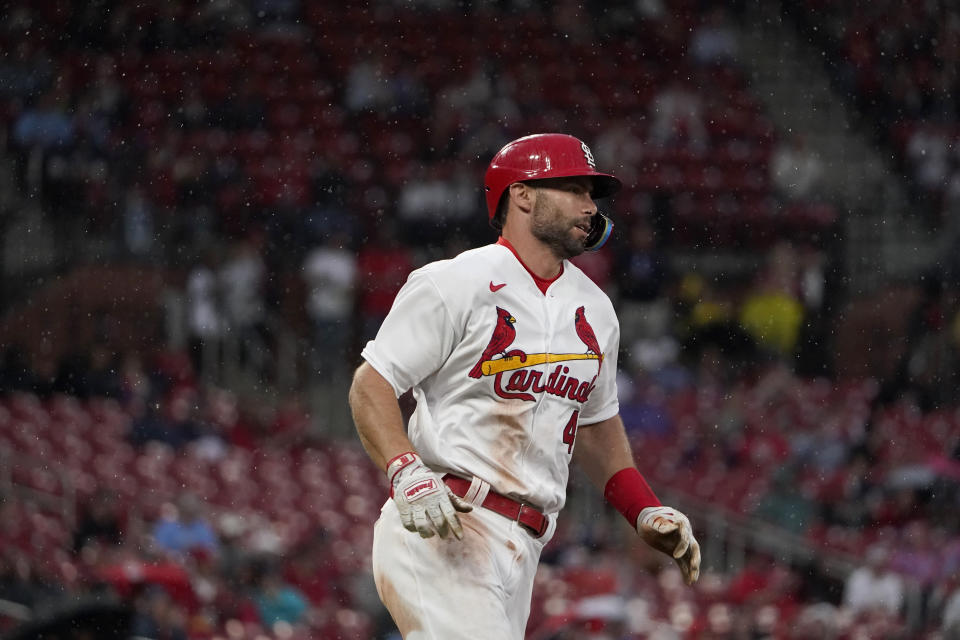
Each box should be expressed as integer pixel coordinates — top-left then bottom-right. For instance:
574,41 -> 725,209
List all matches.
604,467 -> 662,527
638,505 -> 678,526
386,451 -> 422,486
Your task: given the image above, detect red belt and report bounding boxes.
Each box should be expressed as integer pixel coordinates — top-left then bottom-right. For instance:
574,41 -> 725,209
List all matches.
443,475 -> 548,538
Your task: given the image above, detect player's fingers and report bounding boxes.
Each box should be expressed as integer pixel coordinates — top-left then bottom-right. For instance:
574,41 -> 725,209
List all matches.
655,516 -> 679,534
439,497 -> 465,540
427,503 -> 449,538
675,539 -> 701,585
413,507 -> 434,538
399,508 -> 417,534
673,535 -> 689,559
672,520 -> 692,559
447,490 -> 474,513
686,538 -> 702,584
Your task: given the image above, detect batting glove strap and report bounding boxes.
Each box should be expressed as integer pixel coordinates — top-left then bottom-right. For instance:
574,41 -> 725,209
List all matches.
387,451 -> 423,485
637,506 -> 702,585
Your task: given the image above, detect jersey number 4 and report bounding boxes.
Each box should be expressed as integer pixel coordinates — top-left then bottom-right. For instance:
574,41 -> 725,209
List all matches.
562,410 -> 579,454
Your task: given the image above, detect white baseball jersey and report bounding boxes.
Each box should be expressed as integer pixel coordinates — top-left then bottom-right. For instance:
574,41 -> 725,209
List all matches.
362,240 -> 620,515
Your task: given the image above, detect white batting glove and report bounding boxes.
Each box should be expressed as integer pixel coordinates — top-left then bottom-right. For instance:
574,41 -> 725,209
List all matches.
637,506 -> 701,585
387,452 -> 473,540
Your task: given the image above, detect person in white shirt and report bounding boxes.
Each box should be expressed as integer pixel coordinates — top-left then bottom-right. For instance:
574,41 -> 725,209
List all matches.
302,230 -> 357,380
771,134 -> 824,201
349,133 -> 701,639
185,253 -> 223,376
843,544 -> 904,617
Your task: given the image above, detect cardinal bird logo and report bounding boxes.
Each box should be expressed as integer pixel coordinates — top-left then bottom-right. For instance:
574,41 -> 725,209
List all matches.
469,307 -> 527,378
574,306 -> 603,368
469,305 -> 602,403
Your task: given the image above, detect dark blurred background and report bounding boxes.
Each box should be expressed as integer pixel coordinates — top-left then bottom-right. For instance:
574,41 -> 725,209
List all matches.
0,0 -> 959,638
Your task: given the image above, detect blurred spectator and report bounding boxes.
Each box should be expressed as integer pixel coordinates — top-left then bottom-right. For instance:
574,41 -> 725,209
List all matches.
11,87 -> 75,185
73,489 -> 123,554
185,548 -> 222,623
202,387 -> 241,448
185,253 -> 223,378
302,230 -> 357,381
308,156 -> 349,222
166,386 -> 215,450
819,452 -> 876,528
85,344 -> 122,398
218,238 -> 269,368
789,412 -> 848,476
120,186 -> 156,260
251,563 -> 310,628
397,163 -> 477,246
619,373 -> 676,437
646,78 -> 709,151
345,56 -> 391,112
267,392 -> 313,448
0,548 -> 59,611
842,544 -> 904,617
889,521 -> 941,592
0,41 -> 54,102
129,399 -> 173,448
615,218 -> 673,348
942,575 -> 960,637
738,243 -> 805,359
355,221 -> 414,343
218,240 -> 263,321
690,7 -> 739,67
42,150 -> 90,260
594,120 -> 645,184
73,57 -> 127,153
174,87 -> 207,131
253,0 -> 301,25
790,602 -> 840,640
198,0 -> 252,32
727,550 -> 801,617
283,536 -> 334,608
794,243 -> 831,376
906,126 -> 951,212
152,493 -> 219,558
752,467 -> 816,534
129,586 -> 189,640
119,352 -> 153,409
771,134 -> 824,201
0,549 -> 33,608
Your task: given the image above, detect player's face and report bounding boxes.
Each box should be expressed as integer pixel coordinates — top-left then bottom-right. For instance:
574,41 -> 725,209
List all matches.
529,177 -> 598,259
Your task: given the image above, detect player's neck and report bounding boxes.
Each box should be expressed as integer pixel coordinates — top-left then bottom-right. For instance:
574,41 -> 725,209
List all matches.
498,232 -> 563,280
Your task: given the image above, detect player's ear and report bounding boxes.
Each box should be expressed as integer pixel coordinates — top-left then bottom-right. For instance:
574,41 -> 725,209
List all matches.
509,182 -> 536,215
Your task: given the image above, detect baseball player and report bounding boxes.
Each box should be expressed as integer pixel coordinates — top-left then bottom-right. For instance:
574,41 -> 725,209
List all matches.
349,133 -> 701,639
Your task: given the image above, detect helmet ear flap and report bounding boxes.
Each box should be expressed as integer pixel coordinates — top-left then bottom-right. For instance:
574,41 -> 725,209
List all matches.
584,212 -> 613,251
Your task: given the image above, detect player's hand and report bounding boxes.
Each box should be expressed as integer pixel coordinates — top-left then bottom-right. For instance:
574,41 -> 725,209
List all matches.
636,506 -> 701,585
387,452 -> 473,540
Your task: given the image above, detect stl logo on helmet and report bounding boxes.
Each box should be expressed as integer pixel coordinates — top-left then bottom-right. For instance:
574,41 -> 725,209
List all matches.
580,141 -> 597,169
469,306 -> 602,403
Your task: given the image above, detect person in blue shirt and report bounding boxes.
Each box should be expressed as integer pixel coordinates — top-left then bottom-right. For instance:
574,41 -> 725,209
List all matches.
151,492 -> 219,557
252,564 -> 309,627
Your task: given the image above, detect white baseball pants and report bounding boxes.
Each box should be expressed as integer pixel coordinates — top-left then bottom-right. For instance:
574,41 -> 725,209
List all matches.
371,479 -> 556,639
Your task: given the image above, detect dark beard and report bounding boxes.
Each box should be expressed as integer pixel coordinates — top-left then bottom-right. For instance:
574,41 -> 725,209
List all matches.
530,198 -> 585,260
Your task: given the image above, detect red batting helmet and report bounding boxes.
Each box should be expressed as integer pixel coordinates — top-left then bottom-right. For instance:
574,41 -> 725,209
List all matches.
483,133 -> 622,226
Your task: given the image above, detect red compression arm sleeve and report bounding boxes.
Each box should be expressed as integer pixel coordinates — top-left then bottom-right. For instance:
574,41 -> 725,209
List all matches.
604,467 -> 662,526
